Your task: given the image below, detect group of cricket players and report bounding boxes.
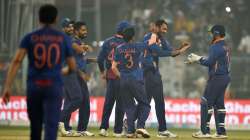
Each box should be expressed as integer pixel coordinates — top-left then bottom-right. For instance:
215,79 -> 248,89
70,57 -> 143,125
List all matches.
2,4 -> 230,140
58,16 -> 230,139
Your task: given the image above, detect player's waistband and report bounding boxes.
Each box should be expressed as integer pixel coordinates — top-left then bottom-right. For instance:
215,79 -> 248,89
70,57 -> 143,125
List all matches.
33,79 -> 53,86
208,74 -> 230,80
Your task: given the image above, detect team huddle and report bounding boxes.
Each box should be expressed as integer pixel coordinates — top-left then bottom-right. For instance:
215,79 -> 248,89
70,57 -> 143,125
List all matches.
1,4 -> 231,140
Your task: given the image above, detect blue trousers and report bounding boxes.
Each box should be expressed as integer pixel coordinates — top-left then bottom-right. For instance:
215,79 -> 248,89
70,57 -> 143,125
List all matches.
60,73 -> 83,131
100,79 -> 124,133
27,82 -> 62,140
76,74 -> 90,131
120,74 -> 150,134
144,70 -> 167,131
61,73 -> 90,131
201,75 -> 230,134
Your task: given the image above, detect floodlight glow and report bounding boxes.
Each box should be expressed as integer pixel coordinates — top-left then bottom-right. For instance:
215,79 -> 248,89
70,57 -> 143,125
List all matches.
225,6 -> 231,13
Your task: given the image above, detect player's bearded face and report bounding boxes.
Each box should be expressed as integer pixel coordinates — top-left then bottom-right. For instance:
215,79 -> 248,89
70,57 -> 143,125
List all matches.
68,24 -> 74,34
157,23 -> 168,37
64,25 -> 74,35
78,25 -> 88,39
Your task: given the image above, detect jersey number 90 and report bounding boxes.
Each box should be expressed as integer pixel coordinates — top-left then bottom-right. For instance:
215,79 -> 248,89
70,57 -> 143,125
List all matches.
33,43 -> 60,69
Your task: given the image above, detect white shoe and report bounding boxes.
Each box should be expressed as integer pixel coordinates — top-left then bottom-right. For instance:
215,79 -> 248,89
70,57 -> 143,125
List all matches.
60,130 -> 81,137
126,133 -> 137,138
99,129 -> 108,137
192,131 -> 211,138
79,131 -> 95,136
123,118 -> 128,134
58,122 -> 68,136
113,132 -> 124,138
157,130 -> 178,138
211,133 -> 228,139
136,128 -> 150,138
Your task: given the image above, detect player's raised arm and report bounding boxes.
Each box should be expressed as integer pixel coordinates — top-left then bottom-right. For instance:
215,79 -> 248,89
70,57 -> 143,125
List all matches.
2,48 -> 27,104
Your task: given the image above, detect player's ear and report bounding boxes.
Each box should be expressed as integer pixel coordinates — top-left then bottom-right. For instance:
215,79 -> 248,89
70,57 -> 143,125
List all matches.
54,16 -> 59,24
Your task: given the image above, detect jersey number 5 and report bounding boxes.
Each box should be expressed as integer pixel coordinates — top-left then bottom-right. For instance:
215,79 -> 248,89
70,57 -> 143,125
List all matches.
33,43 -> 60,69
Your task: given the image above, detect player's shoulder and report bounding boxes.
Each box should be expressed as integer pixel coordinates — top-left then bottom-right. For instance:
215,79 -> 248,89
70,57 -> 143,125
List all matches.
103,35 -> 120,43
143,32 -> 152,40
116,42 -> 127,50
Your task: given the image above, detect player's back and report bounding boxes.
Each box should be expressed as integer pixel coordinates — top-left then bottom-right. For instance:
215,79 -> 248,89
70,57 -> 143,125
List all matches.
115,42 -> 146,80
104,35 -> 125,68
21,26 -> 72,85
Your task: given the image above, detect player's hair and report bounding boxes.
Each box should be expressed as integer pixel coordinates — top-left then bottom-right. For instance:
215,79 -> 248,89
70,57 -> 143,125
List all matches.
39,4 -> 58,24
74,21 -> 86,31
155,19 -> 167,27
122,27 -> 135,42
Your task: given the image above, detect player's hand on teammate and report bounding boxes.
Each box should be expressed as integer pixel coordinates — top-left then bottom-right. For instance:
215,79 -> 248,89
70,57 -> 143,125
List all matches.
148,33 -> 157,45
81,44 -> 93,52
100,71 -> 106,80
185,53 -> 203,64
2,87 -> 11,105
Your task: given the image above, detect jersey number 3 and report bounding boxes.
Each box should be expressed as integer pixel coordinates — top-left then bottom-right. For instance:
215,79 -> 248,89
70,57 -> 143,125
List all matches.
33,43 -> 60,69
125,53 -> 133,68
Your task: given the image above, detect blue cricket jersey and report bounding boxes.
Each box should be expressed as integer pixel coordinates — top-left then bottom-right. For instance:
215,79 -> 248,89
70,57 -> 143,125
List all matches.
199,40 -> 230,77
20,26 -> 73,86
142,33 -> 173,71
71,37 -> 87,72
114,42 -> 147,81
97,34 -> 125,79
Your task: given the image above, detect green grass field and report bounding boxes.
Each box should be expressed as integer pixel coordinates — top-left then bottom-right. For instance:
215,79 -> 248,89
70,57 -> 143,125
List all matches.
0,126 -> 249,140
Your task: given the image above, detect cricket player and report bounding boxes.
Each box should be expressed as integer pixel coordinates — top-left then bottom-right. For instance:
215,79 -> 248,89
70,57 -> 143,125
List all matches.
71,21 -> 94,136
61,18 -> 74,36
112,25 -> 157,138
97,20 -> 131,137
1,4 -> 76,140
186,25 -> 230,139
142,19 -> 190,138
58,18 -> 83,137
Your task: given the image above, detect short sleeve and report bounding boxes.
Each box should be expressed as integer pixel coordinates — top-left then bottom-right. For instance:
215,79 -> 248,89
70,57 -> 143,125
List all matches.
19,34 -> 31,49
64,35 -> 74,57
161,39 -> 173,52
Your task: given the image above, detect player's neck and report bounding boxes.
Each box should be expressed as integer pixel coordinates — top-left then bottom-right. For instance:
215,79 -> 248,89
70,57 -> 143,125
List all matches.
212,37 -> 224,44
40,23 -> 55,28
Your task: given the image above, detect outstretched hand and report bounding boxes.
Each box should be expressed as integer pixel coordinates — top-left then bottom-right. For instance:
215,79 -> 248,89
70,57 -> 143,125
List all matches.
185,53 -> 202,64
179,42 -> 191,54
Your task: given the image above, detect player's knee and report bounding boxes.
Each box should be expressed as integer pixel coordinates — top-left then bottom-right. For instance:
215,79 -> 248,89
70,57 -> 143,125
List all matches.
200,96 -> 208,106
208,108 -> 213,114
217,108 -> 226,114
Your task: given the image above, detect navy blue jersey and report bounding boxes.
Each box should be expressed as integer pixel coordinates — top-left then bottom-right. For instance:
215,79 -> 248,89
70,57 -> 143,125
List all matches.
97,35 -> 125,79
20,26 -> 73,85
72,37 -> 87,72
114,42 -> 147,81
142,33 -> 173,70
200,40 -> 230,76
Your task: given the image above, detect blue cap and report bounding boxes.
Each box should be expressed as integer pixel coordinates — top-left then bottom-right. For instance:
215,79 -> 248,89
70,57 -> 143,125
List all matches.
61,18 -> 73,28
210,25 -> 225,36
116,20 -> 132,33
